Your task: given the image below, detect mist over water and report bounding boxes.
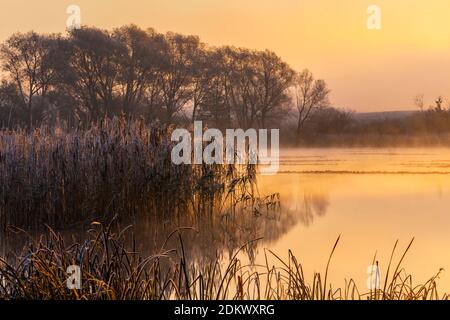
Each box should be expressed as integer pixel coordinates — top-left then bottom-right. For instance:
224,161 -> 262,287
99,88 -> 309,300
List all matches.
253,147 -> 450,291
3,146 -> 450,294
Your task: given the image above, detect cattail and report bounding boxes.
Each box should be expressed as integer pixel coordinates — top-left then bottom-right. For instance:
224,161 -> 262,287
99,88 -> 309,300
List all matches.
0,117 -> 254,229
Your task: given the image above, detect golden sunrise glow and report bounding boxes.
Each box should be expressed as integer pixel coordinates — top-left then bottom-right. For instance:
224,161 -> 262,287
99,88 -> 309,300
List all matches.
1,0 -> 450,112
3,1 -> 450,300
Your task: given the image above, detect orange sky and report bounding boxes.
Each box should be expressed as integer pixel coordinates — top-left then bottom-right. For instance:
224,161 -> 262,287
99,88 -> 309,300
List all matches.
1,0 -> 450,112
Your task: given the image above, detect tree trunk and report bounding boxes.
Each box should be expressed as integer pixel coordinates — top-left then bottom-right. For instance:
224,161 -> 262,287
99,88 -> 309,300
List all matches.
192,102 -> 198,121
28,102 -> 33,131
296,117 -> 303,146
166,108 -> 173,124
261,111 -> 266,129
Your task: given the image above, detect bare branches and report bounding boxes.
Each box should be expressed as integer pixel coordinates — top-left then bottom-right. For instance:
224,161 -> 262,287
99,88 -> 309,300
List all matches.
292,69 -> 330,142
0,26 -> 330,135
0,32 -> 62,129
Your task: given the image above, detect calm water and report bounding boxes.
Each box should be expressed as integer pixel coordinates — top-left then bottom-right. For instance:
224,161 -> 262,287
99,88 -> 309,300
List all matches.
253,147 -> 450,292
4,147 -> 450,293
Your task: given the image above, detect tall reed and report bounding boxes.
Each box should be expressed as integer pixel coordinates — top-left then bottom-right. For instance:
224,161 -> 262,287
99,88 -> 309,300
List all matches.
0,223 -> 445,300
0,116 -> 252,229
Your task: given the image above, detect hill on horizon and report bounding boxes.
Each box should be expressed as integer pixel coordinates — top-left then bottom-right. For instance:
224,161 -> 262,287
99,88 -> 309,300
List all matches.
354,110 -> 418,121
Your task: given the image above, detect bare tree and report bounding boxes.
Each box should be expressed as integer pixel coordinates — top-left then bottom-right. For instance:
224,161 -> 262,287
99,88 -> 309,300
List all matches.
293,69 -> 330,142
113,25 -> 166,116
195,48 -> 232,128
434,96 -> 444,111
0,32 -> 61,129
219,47 -> 259,129
61,27 -> 126,122
414,94 -> 425,112
0,80 -> 25,127
158,32 -> 201,123
253,50 -> 295,128
196,48 -> 294,129
191,49 -> 217,121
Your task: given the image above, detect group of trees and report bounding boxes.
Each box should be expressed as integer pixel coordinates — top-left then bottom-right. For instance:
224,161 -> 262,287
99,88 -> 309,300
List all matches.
4,25 -> 450,146
351,95 -> 450,138
0,25 -> 331,141
298,95 -> 450,146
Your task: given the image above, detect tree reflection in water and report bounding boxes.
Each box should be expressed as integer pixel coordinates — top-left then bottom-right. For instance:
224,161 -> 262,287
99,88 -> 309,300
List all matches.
125,189 -> 330,266
1,187 -> 330,271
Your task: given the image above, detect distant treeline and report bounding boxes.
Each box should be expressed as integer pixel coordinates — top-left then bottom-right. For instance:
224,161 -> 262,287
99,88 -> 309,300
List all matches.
288,100 -> 450,146
1,25 -> 450,146
0,25 -> 331,141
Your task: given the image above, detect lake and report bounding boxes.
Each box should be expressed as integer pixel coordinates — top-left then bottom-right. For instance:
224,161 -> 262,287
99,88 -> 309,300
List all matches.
3,147 -> 450,295
253,147 -> 450,292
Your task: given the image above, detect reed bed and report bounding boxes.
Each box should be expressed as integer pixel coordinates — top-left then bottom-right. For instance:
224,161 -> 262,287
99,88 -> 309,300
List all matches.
0,222 -> 446,300
0,116 -> 253,229
0,118 -> 446,300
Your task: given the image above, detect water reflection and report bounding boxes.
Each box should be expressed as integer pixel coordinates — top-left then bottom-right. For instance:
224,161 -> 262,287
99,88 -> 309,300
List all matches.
295,191 -> 329,227
5,147 -> 450,292
122,187 -> 329,267
1,188 -> 330,270
254,148 -> 450,292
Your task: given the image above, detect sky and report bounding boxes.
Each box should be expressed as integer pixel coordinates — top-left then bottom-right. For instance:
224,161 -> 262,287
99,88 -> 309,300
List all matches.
1,0 -> 450,112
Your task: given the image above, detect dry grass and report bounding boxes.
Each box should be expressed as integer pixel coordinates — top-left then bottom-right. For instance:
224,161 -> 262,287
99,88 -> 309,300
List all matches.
0,222 -> 446,300
0,118 -> 446,300
0,116 -> 254,229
